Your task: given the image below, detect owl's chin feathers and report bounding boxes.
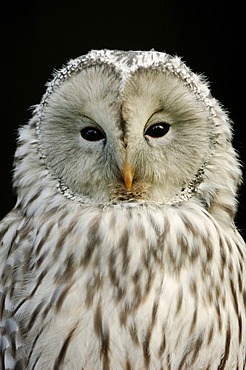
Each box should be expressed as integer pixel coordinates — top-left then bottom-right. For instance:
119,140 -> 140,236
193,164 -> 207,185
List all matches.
104,181 -> 182,205
107,181 -> 151,203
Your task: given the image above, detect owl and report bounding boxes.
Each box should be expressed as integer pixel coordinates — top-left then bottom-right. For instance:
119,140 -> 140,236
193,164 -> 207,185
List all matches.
0,49 -> 245,370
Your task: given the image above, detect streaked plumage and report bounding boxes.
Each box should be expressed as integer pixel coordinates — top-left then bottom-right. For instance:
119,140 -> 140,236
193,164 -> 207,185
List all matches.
0,49 -> 245,369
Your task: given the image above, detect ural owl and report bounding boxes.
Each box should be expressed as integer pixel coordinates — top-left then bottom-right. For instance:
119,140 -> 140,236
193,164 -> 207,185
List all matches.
0,49 -> 245,370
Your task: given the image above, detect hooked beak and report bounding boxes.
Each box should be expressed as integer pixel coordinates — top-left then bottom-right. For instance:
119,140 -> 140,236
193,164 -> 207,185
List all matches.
123,158 -> 135,191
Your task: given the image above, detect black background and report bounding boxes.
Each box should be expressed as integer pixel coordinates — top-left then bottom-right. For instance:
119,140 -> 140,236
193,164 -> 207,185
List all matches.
1,1 -> 244,237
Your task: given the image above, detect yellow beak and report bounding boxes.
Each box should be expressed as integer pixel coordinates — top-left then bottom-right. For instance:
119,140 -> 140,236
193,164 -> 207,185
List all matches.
123,159 -> 135,191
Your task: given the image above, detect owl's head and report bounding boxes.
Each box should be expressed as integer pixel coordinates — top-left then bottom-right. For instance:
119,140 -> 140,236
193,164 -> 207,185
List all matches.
16,50 -> 242,225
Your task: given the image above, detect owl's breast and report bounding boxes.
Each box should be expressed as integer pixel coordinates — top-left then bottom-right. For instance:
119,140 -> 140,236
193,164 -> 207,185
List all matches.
13,203 -> 246,369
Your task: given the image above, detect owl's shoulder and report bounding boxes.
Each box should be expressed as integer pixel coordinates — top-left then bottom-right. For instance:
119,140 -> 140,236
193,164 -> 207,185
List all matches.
0,208 -> 24,239
0,208 -> 24,265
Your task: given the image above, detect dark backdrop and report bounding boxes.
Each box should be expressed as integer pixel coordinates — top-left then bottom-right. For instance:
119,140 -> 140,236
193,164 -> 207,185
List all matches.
1,1 -> 244,237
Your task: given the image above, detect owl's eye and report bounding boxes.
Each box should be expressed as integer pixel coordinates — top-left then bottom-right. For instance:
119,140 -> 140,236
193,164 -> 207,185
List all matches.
80,127 -> 105,142
145,123 -> 170,138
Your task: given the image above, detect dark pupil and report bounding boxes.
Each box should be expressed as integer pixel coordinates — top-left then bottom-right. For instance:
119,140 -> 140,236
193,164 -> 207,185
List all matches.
145,123 -> 170,138
81,127 -> 105,141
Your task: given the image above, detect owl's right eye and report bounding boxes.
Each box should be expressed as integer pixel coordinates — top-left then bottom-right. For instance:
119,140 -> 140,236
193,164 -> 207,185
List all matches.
145,123 -> 170,138
80,127 -> 106,142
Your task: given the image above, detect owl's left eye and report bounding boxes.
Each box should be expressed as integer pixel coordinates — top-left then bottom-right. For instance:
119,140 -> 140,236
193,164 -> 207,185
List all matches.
145,123 -> 170,138
80,127 -> 106,142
